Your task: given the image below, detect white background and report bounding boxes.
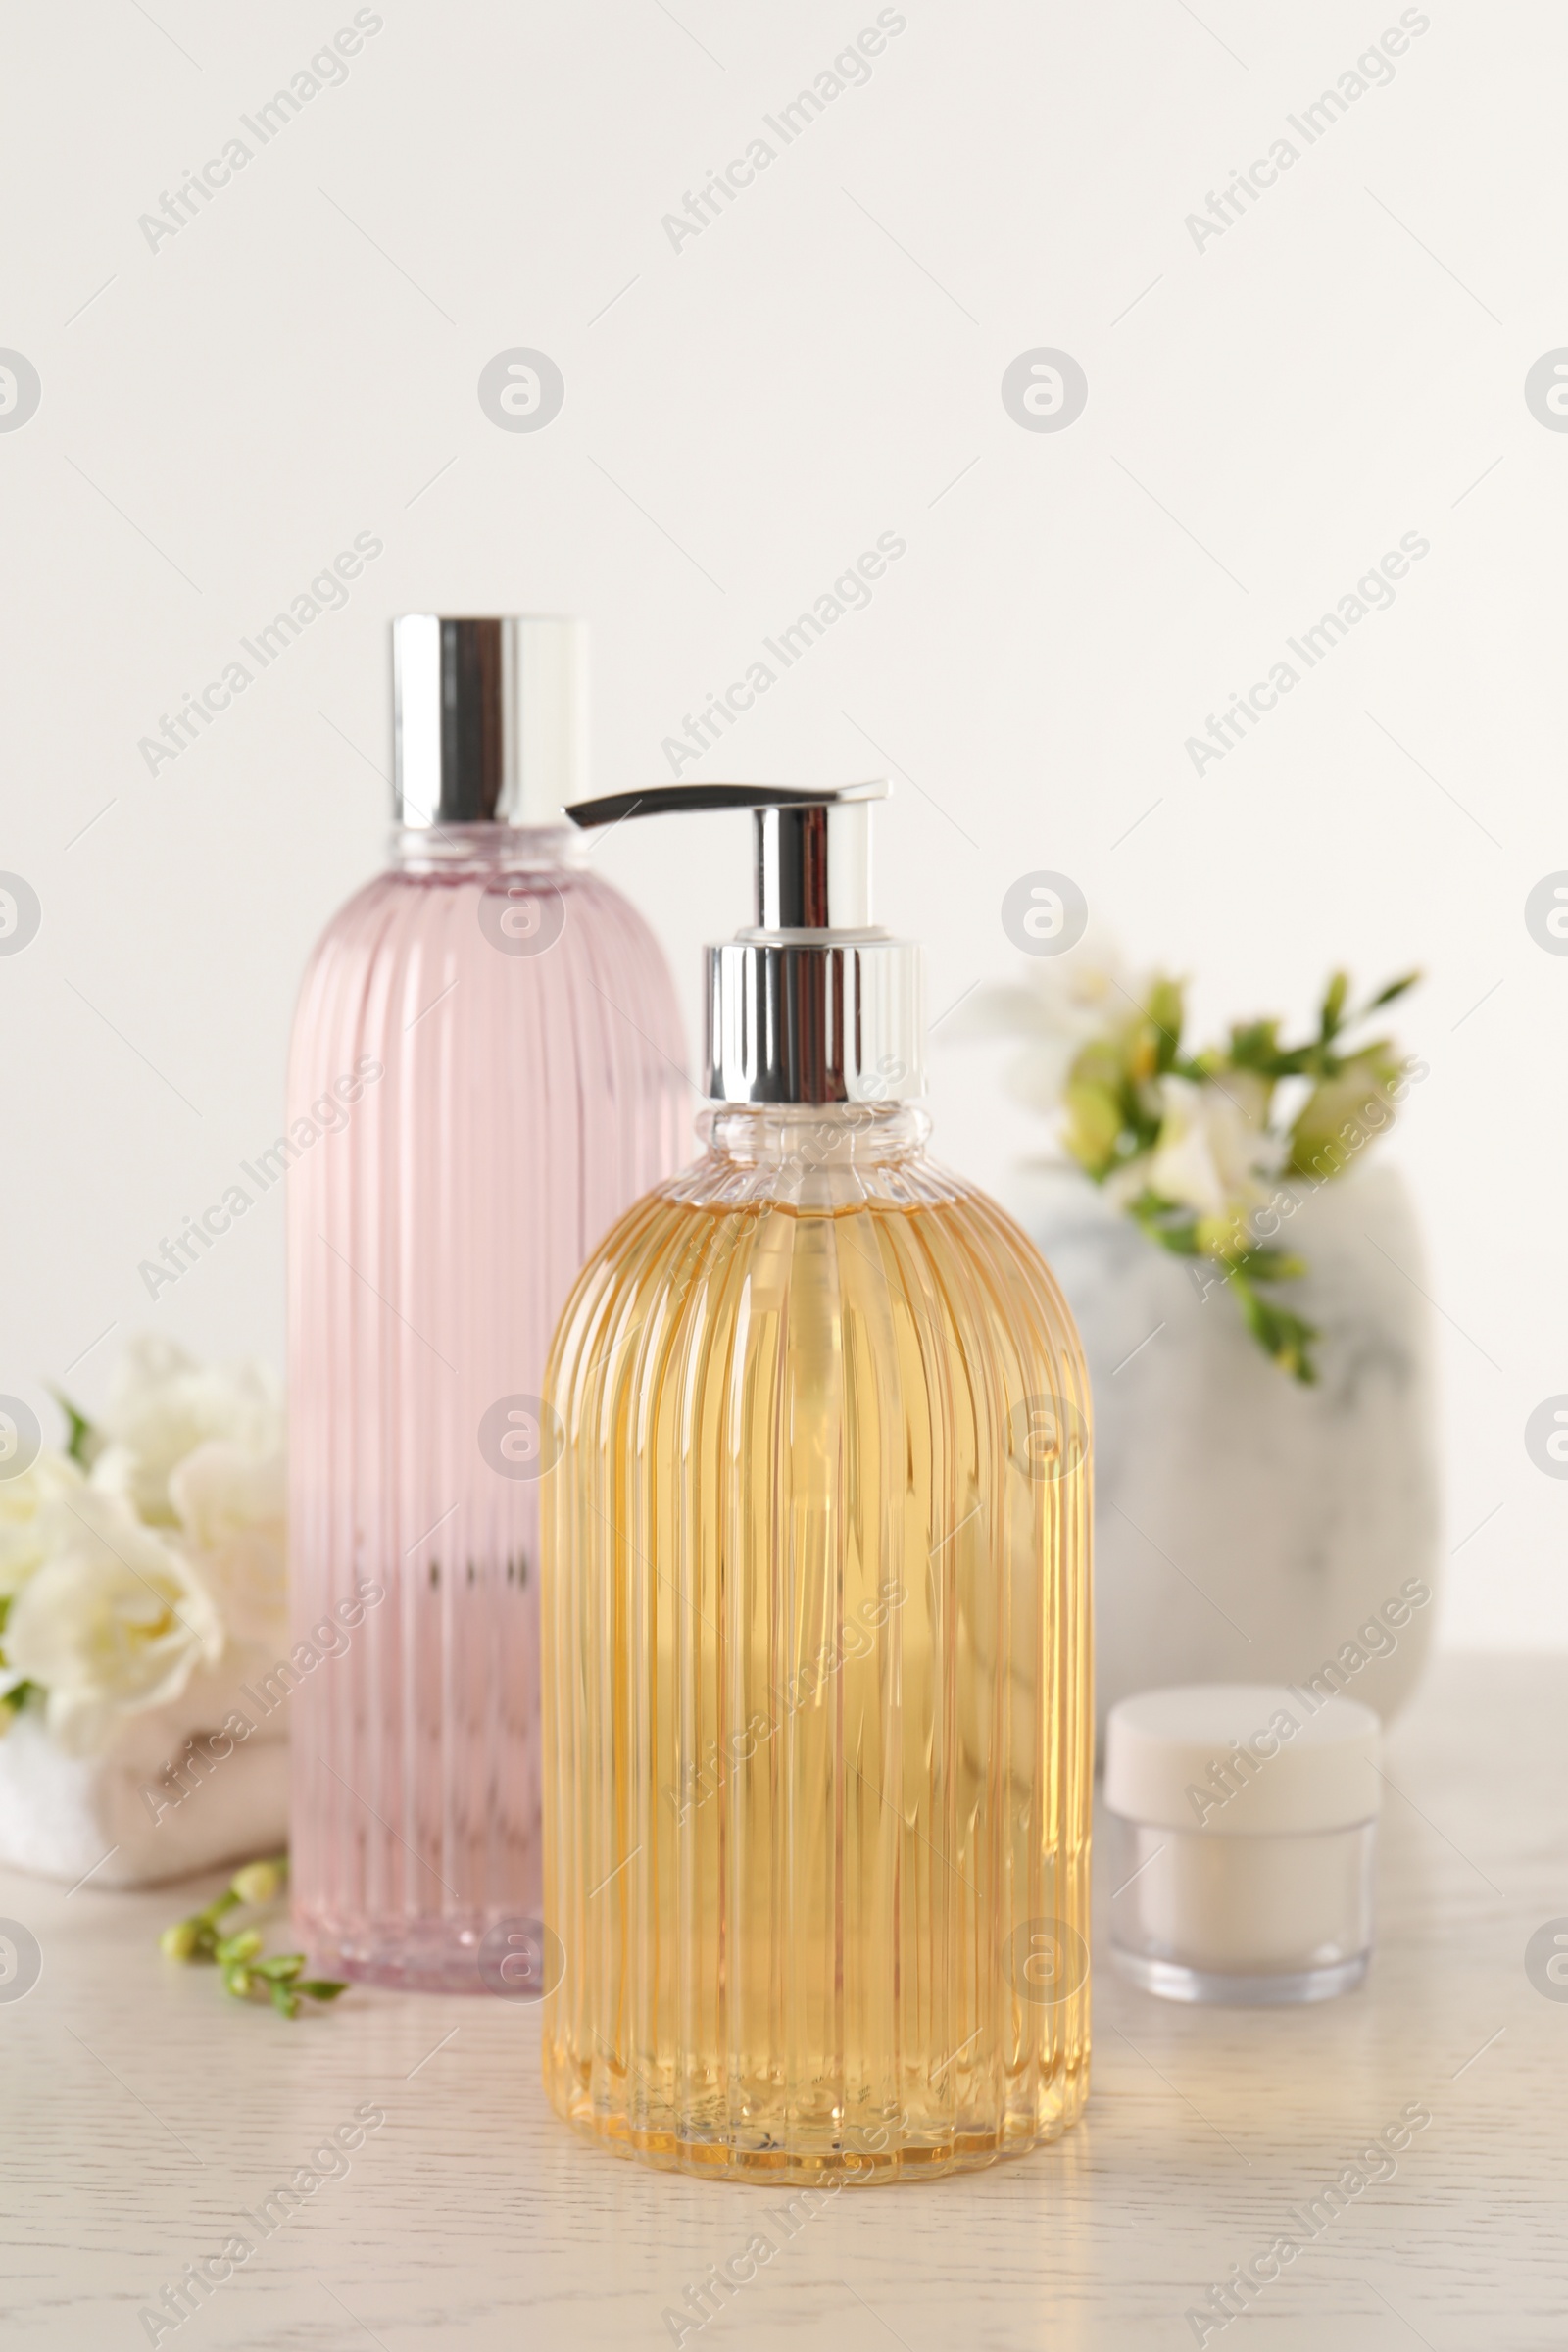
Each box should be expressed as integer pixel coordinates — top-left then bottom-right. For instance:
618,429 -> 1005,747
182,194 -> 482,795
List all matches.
2,0 -> 1561,1647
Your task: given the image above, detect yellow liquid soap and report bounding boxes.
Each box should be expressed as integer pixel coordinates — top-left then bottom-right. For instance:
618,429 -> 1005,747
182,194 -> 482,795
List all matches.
541,1102 -> 1093,2182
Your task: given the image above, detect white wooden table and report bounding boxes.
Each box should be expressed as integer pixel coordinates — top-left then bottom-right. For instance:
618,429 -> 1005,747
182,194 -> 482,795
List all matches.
4,1655 -> 1563,2350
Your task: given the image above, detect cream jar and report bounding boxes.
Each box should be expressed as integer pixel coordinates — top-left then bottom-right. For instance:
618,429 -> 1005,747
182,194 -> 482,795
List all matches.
1104,1684 -> 1380,2005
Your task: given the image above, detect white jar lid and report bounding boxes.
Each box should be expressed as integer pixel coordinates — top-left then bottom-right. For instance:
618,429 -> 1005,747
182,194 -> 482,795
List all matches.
1104,1684 -> 1381,1837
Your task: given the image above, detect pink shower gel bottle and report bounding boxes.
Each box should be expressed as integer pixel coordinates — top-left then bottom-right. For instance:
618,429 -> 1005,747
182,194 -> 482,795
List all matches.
287,615 -> 685,1990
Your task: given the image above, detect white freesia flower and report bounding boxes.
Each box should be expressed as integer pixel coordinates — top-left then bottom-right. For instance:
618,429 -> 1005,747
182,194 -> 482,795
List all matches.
0,1449 -> 83,1599
168,1441 -> 287,1646
3,1485 -> 223,1755
1149,1071 -> 1278,1223
949,938 -> 1148,1117
91,1334 -> 283,1527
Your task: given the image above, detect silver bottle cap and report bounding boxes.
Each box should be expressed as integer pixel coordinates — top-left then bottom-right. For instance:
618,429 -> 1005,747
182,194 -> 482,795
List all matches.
566,781 -> 924,1105
392,614 -> 587,827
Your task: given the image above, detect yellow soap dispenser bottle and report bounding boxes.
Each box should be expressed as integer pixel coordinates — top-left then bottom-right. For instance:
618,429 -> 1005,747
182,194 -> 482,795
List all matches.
541,780 -> 1093,2182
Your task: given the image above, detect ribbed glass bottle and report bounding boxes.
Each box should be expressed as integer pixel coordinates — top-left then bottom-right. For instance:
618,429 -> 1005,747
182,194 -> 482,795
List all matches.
542,1102 -> 1092,2179
289,824 -> 686,1990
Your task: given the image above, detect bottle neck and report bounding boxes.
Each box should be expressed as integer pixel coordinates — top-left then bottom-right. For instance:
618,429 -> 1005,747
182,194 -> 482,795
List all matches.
390,822 -> 588,878
699,1100 -> 931,1170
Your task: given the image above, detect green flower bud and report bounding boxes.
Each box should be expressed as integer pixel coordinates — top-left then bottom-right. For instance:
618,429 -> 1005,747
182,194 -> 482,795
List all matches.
229,1857 -> 286,1906
159,1919 -> 202,1962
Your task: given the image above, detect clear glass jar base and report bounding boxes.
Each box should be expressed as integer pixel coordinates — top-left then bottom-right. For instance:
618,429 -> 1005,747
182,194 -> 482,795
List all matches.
544,2055 -> 1089,2183
1111,1945 -> 1369,2006
302,1913 -> 546,1996
552,2108 -> 1082,2185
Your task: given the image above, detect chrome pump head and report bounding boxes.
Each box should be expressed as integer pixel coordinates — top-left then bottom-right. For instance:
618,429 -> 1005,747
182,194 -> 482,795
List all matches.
393,614 -> 587,826
566,780 -> 924,1106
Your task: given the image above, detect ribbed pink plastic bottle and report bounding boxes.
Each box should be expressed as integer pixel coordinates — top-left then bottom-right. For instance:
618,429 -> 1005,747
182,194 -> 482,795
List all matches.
287,616 -> 685,1990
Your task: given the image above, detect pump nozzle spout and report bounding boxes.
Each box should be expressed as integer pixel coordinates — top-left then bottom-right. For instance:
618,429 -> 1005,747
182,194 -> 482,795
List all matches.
567,779 -> 887,934
564,778 -> 921,1106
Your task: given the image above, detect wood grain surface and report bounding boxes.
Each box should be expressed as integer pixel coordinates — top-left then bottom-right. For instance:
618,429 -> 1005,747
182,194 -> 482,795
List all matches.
3,1653 -> 1563,2350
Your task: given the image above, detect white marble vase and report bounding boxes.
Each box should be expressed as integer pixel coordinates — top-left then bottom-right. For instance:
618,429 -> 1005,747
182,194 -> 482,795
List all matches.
1013,1159 -> 1441,1732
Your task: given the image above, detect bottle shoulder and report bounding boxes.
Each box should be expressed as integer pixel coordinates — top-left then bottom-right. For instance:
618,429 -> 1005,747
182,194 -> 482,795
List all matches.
287,857 -> 687,1092
551,1142 -> 1088,1389
301,858 -> 663,955
291,860 -> 681,1019
659,1139 -> 972,1217
653,1141 -> 1057,1261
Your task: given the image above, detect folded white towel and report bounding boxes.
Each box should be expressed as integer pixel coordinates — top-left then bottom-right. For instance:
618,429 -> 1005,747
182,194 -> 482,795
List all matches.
0,1662 -> 289,1888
